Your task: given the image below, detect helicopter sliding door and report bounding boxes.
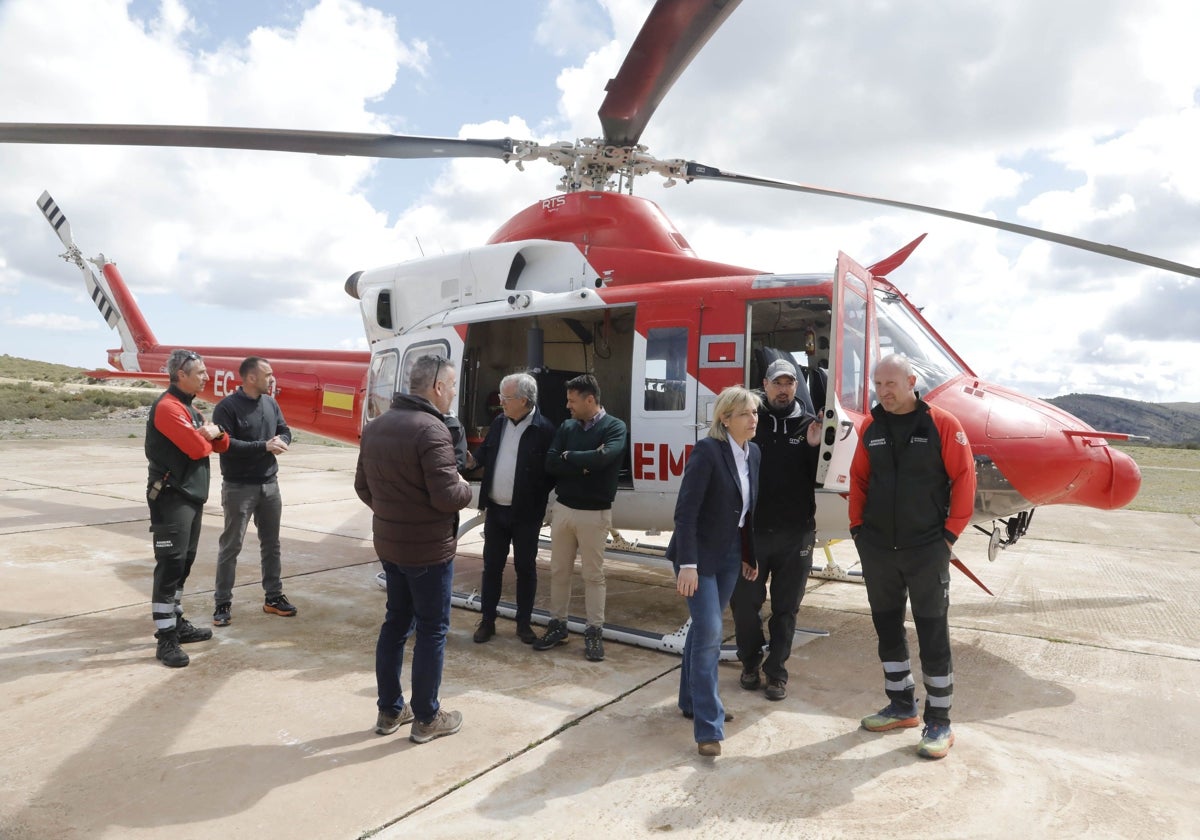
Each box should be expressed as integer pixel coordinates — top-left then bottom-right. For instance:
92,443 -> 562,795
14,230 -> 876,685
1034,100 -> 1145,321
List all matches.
816,252 -> 876,491
630,300 -> 700,492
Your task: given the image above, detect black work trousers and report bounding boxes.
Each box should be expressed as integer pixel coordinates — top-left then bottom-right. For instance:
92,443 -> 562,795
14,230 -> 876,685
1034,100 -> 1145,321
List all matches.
856,537 -> 954,724
731,527 -> 815,684
149,490 -> 205,636
479,504 -> 541,628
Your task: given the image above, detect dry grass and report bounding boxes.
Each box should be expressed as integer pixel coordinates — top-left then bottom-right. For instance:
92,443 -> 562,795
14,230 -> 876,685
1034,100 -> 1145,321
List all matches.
1118,444 -> 1200,515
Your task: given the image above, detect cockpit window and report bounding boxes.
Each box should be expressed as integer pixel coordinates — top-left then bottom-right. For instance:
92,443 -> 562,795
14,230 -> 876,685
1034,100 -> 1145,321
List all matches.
874,288 -> 966,395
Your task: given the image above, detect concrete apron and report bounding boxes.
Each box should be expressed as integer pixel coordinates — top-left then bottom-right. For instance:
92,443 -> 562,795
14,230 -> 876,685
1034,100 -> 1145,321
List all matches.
0,438 -> 1197,839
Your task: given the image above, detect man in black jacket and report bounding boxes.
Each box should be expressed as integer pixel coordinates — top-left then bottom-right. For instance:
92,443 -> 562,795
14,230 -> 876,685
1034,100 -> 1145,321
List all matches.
534,374 -> 627,661
731,359 -> 821,701
466,372 -> 556,644
212,356 -> 294,626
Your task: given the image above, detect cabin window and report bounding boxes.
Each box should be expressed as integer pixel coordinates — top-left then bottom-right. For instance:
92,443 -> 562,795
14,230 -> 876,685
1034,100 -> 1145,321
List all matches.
839,274 -> 869,414
376,290 -> 393,330
366,350 -> 399,422
399,340 -> 452,395
644,327 -> 687,411
873,288 -> 966,395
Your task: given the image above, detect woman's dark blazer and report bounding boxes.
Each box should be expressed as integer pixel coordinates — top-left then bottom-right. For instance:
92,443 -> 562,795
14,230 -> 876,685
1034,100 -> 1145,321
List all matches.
666,436 -> 760,576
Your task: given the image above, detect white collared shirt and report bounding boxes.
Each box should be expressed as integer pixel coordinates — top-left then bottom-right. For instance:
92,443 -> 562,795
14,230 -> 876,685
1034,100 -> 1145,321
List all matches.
490,409 -> 535,505
727,434 -> 751,528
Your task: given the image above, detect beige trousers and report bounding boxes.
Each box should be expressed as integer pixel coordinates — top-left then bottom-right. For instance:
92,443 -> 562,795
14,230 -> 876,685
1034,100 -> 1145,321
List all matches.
548,501 -> 611,627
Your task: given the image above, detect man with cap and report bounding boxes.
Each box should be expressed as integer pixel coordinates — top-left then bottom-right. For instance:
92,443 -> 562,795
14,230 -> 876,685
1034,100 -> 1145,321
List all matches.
730,358 -> 821,700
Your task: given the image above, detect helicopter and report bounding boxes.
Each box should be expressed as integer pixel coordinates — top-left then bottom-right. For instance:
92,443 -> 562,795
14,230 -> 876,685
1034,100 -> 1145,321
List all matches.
5,0 -> 1189,649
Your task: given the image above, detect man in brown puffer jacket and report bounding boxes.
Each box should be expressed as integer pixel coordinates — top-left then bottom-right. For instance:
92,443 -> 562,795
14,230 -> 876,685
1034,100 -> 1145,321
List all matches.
355,354 -> 473,744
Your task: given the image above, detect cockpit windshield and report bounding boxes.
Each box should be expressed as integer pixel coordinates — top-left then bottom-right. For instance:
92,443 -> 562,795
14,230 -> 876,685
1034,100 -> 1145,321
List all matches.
874,288 -> 966,395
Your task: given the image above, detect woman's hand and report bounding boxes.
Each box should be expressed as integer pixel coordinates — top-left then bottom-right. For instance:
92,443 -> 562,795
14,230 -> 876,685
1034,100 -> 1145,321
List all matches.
676,567 -> 698,597
741,562 -> 758,582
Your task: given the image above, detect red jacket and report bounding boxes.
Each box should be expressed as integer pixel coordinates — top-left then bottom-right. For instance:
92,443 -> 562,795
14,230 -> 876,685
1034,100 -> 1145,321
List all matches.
355,394 -> 474,567
849,400 -> 975,549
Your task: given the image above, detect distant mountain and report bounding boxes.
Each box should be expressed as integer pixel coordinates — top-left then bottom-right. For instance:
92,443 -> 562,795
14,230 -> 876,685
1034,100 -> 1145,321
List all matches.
1044,394 -> 1200,446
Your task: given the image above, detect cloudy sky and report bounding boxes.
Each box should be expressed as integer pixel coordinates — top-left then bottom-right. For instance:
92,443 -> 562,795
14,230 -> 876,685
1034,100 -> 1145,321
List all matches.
1,0 -> 1197,402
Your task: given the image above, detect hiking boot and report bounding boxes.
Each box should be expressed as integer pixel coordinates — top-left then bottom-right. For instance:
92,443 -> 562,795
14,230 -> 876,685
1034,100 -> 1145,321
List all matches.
375,705 -> 414,735
861,700 -> 921,732
583,626 -> 605,661
765,678 -> 787,701
263,594 -> 297,617
410,709 -> 463,744
532,618 -> 569,651
739,667 -> 761,691
212,603 -> 232,627
917,722 -> 955,759
515,624 -> 538,645
155,632 -> 189,668
473,619 -> 495,643
697,741 -> 721,757
176,617 -> 212,643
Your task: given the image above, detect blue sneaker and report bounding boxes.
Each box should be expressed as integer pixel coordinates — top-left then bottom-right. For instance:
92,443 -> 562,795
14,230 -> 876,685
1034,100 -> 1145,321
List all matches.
860,700 -> 920,732
917,722 -> 955,759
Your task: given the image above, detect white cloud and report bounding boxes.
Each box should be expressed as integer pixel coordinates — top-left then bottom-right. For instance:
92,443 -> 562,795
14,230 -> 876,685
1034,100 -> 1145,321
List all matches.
5,312 -> 99,332
0,0 -> 1196,403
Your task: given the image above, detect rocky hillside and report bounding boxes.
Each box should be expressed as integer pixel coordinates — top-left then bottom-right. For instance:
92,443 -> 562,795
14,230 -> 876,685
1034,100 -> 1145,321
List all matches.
1045,394 -> 1200,446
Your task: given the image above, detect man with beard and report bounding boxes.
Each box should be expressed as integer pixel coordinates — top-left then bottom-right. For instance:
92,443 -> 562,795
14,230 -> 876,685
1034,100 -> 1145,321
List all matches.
731,358 -> 821,701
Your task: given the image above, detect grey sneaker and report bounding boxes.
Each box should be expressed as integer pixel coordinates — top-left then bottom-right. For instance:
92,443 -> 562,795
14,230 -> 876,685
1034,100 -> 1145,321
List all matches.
583,625 -> 605,661
410,709 -> 463,744
375,705 -> 414,735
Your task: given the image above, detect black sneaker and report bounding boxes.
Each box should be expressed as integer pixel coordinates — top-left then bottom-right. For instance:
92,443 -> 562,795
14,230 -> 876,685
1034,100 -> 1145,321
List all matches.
213,603 -> 231,627
264,595 -> 297,617
176,617 -> 212,643
155,632 -> 189,668
583,625 -> 605,661
473,619 -> 495,643
765,678 -> 787,701
532,618 -> 569,651
739,668 -> 761,691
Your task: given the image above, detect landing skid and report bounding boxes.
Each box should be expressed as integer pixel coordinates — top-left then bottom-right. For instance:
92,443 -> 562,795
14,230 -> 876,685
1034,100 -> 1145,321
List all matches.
451,593 -> 829,659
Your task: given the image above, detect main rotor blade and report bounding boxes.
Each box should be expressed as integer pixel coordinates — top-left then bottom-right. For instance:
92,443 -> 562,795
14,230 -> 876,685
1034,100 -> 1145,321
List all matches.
0,123 -> 515,160
598,0 -> 742,148
685,162 -> 1200,279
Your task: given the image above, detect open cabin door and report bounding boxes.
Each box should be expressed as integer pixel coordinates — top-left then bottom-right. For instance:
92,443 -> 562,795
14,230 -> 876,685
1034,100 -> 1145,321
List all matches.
816,252 -> 876,491
630,300 -> 701,490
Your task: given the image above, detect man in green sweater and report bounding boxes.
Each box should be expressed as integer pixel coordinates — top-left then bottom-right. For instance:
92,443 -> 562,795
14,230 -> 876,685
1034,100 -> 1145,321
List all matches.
534,374 -> 627,661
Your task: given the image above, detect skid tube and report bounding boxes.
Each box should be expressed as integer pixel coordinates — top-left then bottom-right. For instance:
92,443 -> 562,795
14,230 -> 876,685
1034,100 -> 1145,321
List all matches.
450,591 -> 828,659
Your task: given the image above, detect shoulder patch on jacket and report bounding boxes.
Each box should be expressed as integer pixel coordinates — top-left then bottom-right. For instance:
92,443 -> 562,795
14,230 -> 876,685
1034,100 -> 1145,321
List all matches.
955,431 -> 969,446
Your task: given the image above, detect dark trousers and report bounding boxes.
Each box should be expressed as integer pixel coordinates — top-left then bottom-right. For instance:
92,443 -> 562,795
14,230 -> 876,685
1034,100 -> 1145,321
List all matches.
731,527 -> 815,684
376,558 -> 455,723
856,538 -> 954,724
149,490 -> 204,635
480,504 -> 540,627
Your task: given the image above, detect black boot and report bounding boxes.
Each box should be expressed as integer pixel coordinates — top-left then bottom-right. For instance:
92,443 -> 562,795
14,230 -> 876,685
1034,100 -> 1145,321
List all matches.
176,616 -> 212,643
155,629 -> 190,668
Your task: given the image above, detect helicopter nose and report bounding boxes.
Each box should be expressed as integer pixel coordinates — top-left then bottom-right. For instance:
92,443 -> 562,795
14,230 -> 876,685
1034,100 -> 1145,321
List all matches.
1065,444 -> 1142,510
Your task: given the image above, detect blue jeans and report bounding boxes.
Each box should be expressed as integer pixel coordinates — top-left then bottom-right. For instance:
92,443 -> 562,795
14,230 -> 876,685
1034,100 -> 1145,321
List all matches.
376,558 -> 454,723
678,539 -> 741,743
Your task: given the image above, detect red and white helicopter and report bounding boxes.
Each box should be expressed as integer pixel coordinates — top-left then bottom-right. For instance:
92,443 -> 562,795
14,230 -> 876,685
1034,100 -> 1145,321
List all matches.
6,0 -> 1190,649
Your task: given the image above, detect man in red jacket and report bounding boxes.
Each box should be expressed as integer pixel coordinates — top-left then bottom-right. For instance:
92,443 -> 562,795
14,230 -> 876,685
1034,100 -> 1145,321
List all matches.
849,354 -> 976,759
145,349 -> 230,668
356,355 -> 473,744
